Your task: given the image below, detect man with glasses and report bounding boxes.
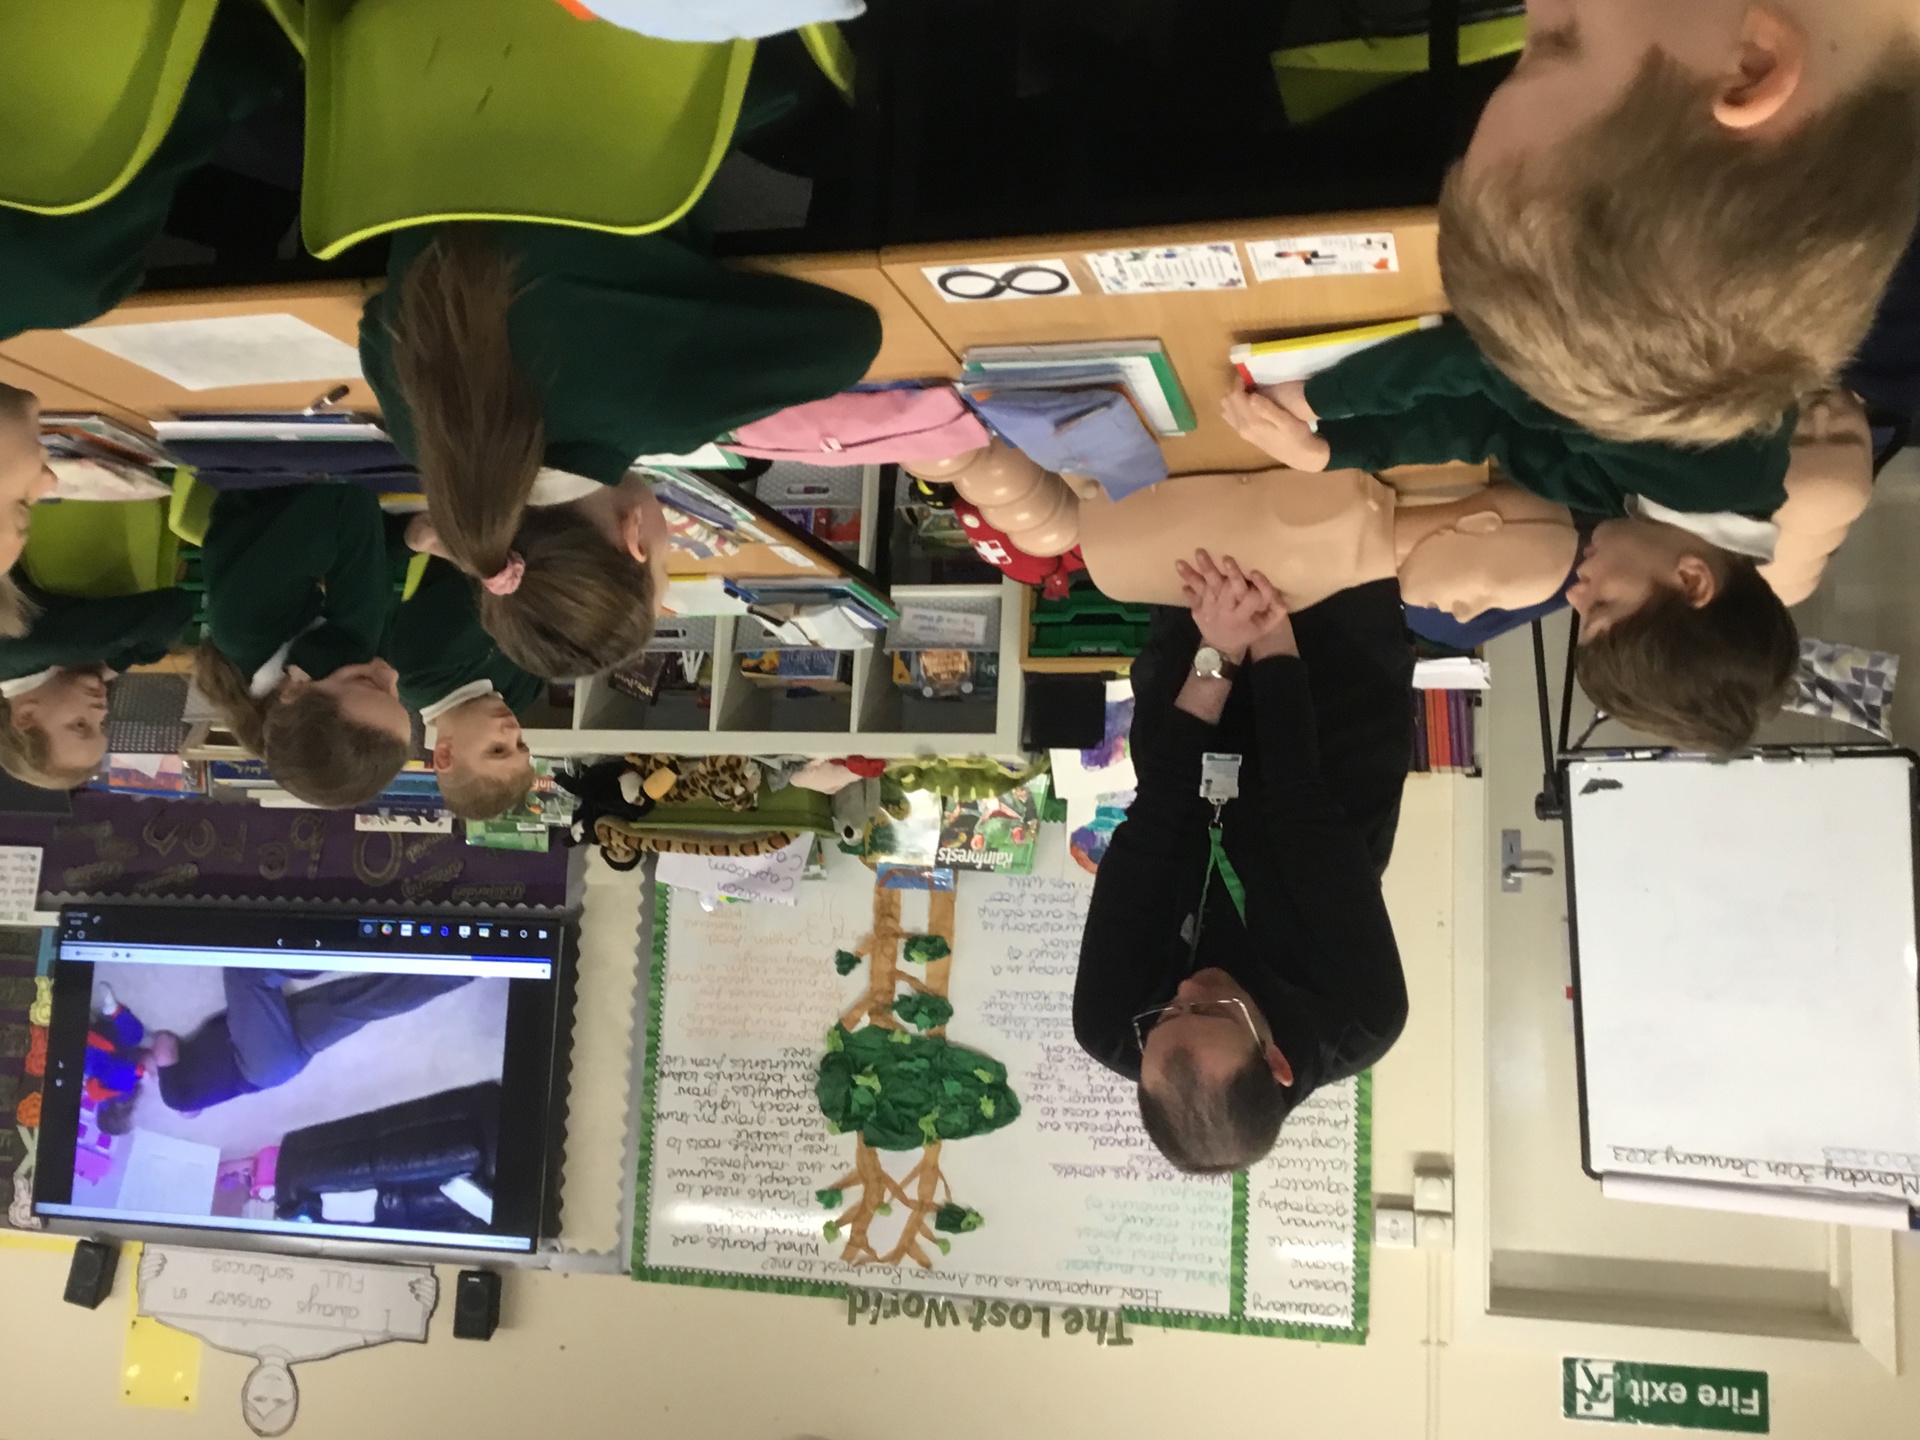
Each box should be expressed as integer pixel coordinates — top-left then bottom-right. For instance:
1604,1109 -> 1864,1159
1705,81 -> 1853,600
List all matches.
1073,551 -> 1413,1174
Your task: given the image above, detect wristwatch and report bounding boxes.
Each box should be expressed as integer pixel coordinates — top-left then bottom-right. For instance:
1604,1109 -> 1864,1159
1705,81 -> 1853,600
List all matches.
1192,646 -> 1241,682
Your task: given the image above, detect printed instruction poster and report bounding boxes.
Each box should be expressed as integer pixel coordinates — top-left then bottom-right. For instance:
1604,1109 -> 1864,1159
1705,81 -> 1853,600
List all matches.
1247,232 -> 1401,281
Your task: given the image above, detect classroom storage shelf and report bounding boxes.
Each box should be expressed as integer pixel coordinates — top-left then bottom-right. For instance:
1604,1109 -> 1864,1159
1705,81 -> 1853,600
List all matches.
523,578 -> 1028,761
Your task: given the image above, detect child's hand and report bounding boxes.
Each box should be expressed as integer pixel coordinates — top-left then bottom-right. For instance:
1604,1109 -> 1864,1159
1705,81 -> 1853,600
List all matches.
405,513 -> 452,560
1177,549 -> 1288,662
1221,388 -> 1332,471
1257,381 -> 1318,425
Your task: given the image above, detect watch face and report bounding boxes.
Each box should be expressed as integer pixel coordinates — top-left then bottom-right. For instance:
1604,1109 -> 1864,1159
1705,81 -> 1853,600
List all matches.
1194,646 -> 1224,678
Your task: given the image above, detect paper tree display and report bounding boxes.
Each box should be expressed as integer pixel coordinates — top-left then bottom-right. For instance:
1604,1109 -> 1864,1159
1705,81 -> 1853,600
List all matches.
813,887 -> 1017,1267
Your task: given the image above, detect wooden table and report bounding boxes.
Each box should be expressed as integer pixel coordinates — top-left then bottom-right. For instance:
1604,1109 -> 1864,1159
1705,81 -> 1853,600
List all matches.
1,206 -> 1443,480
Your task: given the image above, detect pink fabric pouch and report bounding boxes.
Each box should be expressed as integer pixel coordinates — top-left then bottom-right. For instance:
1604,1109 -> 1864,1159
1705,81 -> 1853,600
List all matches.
723,388 -> 990,464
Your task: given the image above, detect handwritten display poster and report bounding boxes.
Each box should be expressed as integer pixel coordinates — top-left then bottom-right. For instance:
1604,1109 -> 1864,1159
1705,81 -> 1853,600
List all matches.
634,842 -> 1369,1340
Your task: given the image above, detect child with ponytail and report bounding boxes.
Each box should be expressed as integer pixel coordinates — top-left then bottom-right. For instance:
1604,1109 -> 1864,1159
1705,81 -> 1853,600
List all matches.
197,485 -> 411,809
360,221 -> 881,677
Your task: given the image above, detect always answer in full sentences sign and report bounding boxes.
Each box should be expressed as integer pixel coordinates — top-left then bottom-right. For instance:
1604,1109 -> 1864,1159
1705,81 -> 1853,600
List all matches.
1565,1358 -> 1768,1433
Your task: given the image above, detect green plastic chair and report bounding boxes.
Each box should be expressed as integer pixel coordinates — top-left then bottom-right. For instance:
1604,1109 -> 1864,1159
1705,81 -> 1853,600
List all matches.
258,0 -> 308,54
300,0 -> 755,261
22,499 -> 182,599
0,0 -> 220,215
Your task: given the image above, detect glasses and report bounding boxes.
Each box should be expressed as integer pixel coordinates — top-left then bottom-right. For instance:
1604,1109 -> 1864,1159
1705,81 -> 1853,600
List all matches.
1133,995 -> 1260,1055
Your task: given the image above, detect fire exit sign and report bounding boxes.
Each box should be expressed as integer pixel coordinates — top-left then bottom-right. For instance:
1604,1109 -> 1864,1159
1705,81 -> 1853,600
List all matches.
1564,1358 -> 1768,1433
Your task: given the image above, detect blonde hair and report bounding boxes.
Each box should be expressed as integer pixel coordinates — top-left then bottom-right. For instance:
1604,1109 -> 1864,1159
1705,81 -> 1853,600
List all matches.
438,759 -> 537,822
0,575 -> 36,640
193,643 -> 409,808
388,228 -> 656,679
1439,44 -> 1920,445
0,696 -> 96,789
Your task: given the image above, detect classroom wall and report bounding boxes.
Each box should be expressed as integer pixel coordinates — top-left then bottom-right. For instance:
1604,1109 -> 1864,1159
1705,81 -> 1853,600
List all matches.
3,778 -> 1917,1439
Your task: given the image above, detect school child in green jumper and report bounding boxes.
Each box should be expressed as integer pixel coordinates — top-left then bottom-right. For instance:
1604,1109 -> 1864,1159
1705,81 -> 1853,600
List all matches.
360,220 -> 882,680
195,485 -> 411,809
385,547 -> 543,821
0,585 -> 197,790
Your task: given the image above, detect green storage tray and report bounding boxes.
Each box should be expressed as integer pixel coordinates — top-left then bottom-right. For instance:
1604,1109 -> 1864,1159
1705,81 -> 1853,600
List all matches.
301,0 -> 754,260
0,0 -> 218,214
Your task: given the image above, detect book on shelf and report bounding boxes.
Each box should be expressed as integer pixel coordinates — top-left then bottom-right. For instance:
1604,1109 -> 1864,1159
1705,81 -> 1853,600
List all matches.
39,413 -> 175,468
1411,688 -> 1479,775
936,776 -> 1048,875
153,412 -> 390,442
1228,315 -> 1443,388
958,339 -> 1195,436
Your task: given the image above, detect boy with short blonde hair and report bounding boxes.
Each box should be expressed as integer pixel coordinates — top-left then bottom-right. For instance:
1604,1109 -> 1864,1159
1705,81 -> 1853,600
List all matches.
1441,2 -> 1920,444
387,556 -> 541,822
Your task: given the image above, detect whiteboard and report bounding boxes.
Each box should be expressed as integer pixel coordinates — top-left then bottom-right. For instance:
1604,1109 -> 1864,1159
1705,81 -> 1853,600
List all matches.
1567,753 -> 1920,1202
632,838 -> 1369,1339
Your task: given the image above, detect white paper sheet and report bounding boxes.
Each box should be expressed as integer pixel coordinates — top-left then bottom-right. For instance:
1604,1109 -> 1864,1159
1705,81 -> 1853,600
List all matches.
923,259 -> 1080,302
1247,232 -> 1400,281
68,314 -> 364,392
657,833 -> 815,905
0,846 -> 44,924
1083,242 -> 1247,295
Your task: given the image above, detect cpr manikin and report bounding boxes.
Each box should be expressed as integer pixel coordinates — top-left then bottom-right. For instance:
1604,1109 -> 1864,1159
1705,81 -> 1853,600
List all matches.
906,391 -> 1873,615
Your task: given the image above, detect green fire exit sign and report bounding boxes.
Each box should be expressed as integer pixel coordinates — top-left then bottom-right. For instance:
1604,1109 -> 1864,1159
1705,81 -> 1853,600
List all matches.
1564,1358 -> 1768,1433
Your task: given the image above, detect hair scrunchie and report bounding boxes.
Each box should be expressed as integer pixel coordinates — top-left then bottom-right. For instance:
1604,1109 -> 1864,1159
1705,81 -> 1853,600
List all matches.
481,553 -> 526,596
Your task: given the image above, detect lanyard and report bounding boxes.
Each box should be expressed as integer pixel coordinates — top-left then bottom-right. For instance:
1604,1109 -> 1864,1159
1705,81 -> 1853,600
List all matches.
1188,802 -> 1248,963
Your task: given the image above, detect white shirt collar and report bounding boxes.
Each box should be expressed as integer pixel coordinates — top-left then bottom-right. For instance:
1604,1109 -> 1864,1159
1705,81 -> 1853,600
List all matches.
248,616 -> 330,699
528,467 -> 603,508
1627,495 -> 1779,563
421,679 -> 497,746
0,667 -> 58,701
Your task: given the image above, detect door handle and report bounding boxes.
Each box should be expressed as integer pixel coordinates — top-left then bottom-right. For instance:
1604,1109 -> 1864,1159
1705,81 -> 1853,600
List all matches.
1500,829 -> 1556,893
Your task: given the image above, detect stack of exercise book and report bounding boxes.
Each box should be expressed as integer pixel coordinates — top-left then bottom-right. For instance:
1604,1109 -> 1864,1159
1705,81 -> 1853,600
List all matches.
958,340 -> 1196,436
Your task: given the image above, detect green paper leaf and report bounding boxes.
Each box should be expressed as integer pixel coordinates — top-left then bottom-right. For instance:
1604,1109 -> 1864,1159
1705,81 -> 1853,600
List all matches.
888,1029 -> 911,1044
902,935 -> 951,966
979,1097 -> 995,1118
919,1111 -> 940,1145
823,1220 -> 840,1241
876,1203 -> 893,1217
815,1188 -> 842,1209
932,1237 -> 951,1255
824,1027 -> 844,1053
973,1069 -> 992,1083
834,949 -> 861,975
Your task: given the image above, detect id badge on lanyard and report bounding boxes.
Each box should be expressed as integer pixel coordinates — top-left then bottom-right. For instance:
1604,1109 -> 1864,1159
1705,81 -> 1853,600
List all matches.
1190,754 -> 1248,961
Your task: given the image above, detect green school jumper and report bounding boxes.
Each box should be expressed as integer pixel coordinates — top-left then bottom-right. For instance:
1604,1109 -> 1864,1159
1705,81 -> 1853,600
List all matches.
383,557 -> 543,716
358,223 -> 884,484
0,587 -> 196,682
1302,322 -> 1794,519
202,486 -> 391,681
0,2 -> 300,341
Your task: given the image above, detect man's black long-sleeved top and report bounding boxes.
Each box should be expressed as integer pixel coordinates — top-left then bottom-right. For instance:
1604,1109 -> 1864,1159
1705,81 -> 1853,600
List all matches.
1073,581 -> 1413,1104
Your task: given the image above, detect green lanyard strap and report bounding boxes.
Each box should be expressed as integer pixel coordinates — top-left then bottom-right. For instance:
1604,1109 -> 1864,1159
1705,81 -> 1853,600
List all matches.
1188,820 -> 1248,961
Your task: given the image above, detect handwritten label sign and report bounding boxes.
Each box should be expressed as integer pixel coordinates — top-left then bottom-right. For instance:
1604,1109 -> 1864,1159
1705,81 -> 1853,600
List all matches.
656,833 -> 815,906
138,1247 -> 437,1437
0,846 -> 44,924
893,607 -> 991,649
139,1248 -> 435,1343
